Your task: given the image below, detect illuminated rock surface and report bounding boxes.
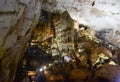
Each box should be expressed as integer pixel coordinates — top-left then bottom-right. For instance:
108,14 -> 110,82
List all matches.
41,0 -> 120,48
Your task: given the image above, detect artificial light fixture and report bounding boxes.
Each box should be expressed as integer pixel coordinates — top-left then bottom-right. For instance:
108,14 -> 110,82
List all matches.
43,66 -> 47,70
39,68 -> 43,72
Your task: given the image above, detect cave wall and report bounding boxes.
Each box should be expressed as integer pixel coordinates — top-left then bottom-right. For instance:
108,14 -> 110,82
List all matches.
0,0 -> 41,82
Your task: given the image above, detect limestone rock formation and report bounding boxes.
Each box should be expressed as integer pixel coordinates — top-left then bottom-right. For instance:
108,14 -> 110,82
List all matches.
51,11 -> 74,56
0,0 -> 41,82
41,0 -> 120,48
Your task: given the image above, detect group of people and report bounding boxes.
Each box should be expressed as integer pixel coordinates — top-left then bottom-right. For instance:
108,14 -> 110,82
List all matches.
21,71 -> 46,82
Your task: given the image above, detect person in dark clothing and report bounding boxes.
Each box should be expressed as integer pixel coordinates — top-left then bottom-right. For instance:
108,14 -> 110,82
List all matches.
35,72 -> 46,82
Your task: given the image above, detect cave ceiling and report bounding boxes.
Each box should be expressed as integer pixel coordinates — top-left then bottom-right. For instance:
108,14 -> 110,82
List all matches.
41,0 -> 120,48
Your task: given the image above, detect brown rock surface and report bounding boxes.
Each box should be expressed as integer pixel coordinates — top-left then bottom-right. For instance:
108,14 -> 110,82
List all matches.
70,68 -> 90,81
94,65 -> 120,82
